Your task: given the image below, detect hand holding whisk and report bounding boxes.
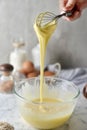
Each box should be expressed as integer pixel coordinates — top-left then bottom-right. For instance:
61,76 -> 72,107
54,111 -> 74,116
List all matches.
36,6 -> 78,27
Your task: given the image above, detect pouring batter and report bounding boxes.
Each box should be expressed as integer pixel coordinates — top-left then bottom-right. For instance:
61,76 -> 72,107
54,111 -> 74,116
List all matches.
34,15 -> 57,102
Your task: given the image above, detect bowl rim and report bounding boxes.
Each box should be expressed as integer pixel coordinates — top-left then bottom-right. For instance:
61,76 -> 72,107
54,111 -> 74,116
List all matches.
14,77 -> 80,104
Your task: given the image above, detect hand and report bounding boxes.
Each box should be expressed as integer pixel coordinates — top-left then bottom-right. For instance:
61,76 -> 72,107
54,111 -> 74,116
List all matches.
59,0 -> 87,21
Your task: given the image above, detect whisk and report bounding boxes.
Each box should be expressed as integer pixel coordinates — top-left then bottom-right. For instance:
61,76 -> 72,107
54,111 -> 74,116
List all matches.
36,6 -> 77,27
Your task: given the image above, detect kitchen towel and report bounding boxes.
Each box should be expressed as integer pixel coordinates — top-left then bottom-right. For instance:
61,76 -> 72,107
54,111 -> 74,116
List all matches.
48,63 -> 87,90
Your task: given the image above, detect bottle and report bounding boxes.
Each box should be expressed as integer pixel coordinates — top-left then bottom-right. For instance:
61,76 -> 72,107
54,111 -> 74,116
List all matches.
32,44 -> 51,69
9,42 -> 27,72
32,44 -> 40,69
0,63 -> 14,93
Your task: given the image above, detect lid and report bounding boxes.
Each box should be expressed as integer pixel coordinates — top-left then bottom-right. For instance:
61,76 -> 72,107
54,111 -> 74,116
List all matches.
0,64 -> 14,72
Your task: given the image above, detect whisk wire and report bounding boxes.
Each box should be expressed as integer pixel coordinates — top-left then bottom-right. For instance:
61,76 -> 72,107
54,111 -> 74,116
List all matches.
36,12 -> 56,26
36,6 -> 76,27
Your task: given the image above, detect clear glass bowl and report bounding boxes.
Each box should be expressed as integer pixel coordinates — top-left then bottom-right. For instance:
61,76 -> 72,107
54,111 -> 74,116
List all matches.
14,77 -> 80,129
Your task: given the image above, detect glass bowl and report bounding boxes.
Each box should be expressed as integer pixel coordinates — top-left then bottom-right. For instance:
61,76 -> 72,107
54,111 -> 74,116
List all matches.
14,77 -> 80,129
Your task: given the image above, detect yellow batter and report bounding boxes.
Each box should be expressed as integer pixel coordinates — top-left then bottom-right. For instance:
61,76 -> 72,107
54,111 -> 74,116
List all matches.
20,98 -> 73,129
34,18 -> 57,102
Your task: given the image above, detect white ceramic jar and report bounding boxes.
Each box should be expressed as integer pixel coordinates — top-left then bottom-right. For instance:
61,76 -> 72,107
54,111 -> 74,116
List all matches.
9,42 -> 27,71
32,44 -> 51,69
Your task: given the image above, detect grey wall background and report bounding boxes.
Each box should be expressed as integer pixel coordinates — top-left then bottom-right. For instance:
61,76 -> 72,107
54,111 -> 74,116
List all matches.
0,0 -> 87,68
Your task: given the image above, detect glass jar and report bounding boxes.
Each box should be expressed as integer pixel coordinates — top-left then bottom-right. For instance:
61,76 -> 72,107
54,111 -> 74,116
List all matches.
0,64 -> 14,93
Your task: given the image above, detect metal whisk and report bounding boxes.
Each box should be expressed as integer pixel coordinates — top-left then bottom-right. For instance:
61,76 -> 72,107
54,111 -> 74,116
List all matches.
36,6 -> 77,27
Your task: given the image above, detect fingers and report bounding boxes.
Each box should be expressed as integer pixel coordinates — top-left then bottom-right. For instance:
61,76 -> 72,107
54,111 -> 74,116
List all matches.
59,0 -> 68,11
77,1 -> 87,10
59,0 -> 76,11
64,10 -> 81,21
65,0 -> 76,10
59,0 -> 82,21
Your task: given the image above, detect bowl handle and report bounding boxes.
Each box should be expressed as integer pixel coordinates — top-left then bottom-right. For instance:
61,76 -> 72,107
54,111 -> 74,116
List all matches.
48,62 -> 61,77
54,63 -> 61,77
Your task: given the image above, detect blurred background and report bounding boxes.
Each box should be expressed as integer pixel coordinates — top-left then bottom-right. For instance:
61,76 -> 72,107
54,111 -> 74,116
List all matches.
0,0 -> 87,68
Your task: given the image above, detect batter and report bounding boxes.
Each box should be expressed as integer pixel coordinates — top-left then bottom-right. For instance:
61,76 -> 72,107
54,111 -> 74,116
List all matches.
34,17 -> 57,102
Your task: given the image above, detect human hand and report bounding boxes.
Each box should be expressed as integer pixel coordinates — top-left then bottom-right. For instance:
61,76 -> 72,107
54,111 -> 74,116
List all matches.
59,0 -> 87,21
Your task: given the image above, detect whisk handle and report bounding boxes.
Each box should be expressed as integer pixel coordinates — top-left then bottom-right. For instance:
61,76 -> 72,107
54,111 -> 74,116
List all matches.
65,5 -> 77,17
55,5 -> 78,19
54,11 -> 72,19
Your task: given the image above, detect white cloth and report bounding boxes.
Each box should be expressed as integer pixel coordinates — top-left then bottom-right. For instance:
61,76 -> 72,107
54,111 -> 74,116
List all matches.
60,68 -> 87,86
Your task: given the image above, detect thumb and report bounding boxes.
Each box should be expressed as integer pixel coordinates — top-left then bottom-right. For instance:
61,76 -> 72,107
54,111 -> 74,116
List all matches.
66,0 -> 76,10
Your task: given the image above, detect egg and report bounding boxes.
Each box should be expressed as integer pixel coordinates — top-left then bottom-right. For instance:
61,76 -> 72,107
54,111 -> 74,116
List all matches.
44,71 -> 55,76
27,71 -> 39,78
19,68 -> 27,76
22,61 -> 35,74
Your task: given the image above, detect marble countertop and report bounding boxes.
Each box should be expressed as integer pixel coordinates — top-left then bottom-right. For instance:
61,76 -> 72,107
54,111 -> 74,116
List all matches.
0,85 -> 87,130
